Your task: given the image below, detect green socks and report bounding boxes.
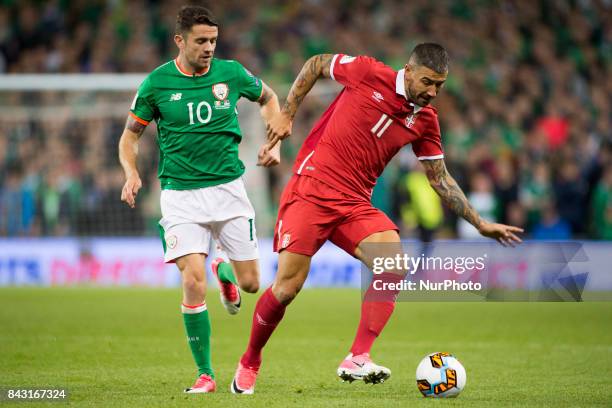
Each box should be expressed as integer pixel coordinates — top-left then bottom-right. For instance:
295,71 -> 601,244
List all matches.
181,261 -> 236,379
182,303 -> 214,378
217,261 -> 238,285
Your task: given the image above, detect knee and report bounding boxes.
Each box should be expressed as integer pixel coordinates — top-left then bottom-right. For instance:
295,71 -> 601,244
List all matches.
238,277 -> 259,293
183,274 -> 206,297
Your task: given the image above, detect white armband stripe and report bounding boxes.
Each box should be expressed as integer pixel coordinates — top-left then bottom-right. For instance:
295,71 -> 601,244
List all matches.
329,54 -> 339,81
417,154 -> 445,161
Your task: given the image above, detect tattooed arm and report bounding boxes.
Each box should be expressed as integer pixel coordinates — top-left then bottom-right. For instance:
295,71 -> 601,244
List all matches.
421,159 -> 523,246
282,53 -> 334,120
265,54 -> 334,147
118,116 -> 147,208
256,82 -> 282,167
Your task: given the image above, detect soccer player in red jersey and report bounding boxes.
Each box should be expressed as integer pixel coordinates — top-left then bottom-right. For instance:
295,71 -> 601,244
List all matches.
231,44 -> 523,394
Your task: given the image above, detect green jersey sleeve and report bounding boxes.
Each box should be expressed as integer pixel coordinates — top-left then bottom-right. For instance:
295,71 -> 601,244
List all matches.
235,62 -> 264,102
130,76 -> 156,124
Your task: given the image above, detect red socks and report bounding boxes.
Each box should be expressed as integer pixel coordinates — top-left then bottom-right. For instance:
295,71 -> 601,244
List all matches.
241,287 -> 286,368
239,272 -> 402,366
349,272 -> 402,356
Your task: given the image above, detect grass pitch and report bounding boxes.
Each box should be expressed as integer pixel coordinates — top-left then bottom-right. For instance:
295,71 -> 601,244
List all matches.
1,288 -> 611,407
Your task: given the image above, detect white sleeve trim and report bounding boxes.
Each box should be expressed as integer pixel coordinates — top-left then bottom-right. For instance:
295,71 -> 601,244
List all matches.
329,54 -> 339,81
417,154 -> 445,161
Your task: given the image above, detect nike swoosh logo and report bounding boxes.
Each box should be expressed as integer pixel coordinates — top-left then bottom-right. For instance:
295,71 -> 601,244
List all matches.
232,378 -> 244,394
352,361 -> 365,368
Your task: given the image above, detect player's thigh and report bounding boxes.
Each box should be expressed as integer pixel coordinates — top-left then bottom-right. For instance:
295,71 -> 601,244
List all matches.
330,205 -> 401,268
273,183 -> 338,256
214,216 -> 259,262
271,250 -> 312,305
158,221 -> 213,264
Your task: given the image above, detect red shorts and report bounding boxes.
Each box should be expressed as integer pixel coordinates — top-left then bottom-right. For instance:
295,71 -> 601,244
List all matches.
273,175 -> 399,257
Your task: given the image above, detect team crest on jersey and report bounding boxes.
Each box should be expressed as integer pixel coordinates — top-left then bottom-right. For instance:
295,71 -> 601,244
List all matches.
212,83 -> 229,100
166,235 -> 177,249
406,113 -> 419,128
281,234 -> 291,248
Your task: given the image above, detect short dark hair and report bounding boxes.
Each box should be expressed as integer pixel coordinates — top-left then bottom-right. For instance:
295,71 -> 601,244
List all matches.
409,43 -> 449,74
176,5 -> 218,35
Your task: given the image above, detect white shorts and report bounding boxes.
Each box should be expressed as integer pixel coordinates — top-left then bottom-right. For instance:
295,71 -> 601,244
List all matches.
158,177 -> 259,263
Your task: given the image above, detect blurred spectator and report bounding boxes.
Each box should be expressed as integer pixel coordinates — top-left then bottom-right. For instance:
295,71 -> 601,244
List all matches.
397,162 -> 443,242
458,172 -> 497,239
536,102 -> 569,150
553,161 -> 587,235
532,201 -> 572,240
0,165 -> 35,236
591,164 -> 612,240
520,161 -> 552,230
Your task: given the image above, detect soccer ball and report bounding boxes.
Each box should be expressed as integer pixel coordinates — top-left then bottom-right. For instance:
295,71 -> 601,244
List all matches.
416,352 -> 466,397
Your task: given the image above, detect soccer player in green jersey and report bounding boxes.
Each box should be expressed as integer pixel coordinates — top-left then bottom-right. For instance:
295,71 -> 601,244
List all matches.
118,5 -> 281,394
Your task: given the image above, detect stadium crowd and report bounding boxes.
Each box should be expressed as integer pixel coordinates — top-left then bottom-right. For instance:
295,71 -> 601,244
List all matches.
0,0 -> 611,240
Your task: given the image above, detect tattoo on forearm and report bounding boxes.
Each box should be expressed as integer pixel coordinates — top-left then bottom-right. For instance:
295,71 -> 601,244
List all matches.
125,116 -> 146,135
282,54 -> 333,119
423,159 -> 483,229
259,85 -> 273,105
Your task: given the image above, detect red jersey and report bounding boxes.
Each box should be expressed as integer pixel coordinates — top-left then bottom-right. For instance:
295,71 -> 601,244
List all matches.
292,54 -> 444,200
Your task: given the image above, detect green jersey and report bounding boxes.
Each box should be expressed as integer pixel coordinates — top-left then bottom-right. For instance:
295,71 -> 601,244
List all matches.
130,57 -> 263,190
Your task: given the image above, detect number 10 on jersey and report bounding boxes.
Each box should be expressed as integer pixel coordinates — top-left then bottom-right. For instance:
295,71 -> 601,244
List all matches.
187,101 -> 212,125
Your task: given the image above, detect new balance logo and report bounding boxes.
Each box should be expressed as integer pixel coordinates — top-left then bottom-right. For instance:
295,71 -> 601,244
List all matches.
170,93 -> 182,101
372,91 -> 384,102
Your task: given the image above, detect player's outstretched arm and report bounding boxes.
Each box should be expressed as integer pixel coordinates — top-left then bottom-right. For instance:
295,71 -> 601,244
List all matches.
118,116 -> 146,208
265,54 -> 334,149
421,159 -> 523,246
282,53 -> 334,120
257,82 -> 282,167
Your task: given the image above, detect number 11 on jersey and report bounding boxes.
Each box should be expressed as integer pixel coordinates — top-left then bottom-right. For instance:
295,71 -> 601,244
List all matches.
371,113 -> 392,138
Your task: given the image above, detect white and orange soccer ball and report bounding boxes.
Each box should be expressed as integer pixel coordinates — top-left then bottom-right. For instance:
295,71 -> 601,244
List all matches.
416,352 -> 466,398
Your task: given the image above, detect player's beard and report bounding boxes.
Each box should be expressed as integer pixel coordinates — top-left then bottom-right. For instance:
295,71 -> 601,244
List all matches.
187,53 -> 213,72
407,85 -> 431,107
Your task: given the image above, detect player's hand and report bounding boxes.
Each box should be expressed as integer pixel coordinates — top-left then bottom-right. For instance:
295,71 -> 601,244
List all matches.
121,174 -> 142,209
257,141 -> 281,167
266,110 -> 292,150
478,222 -> 524,247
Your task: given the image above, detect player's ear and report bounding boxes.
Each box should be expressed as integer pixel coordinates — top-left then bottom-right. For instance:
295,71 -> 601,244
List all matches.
404,64 -> 413,81
174,34 -> 185,50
